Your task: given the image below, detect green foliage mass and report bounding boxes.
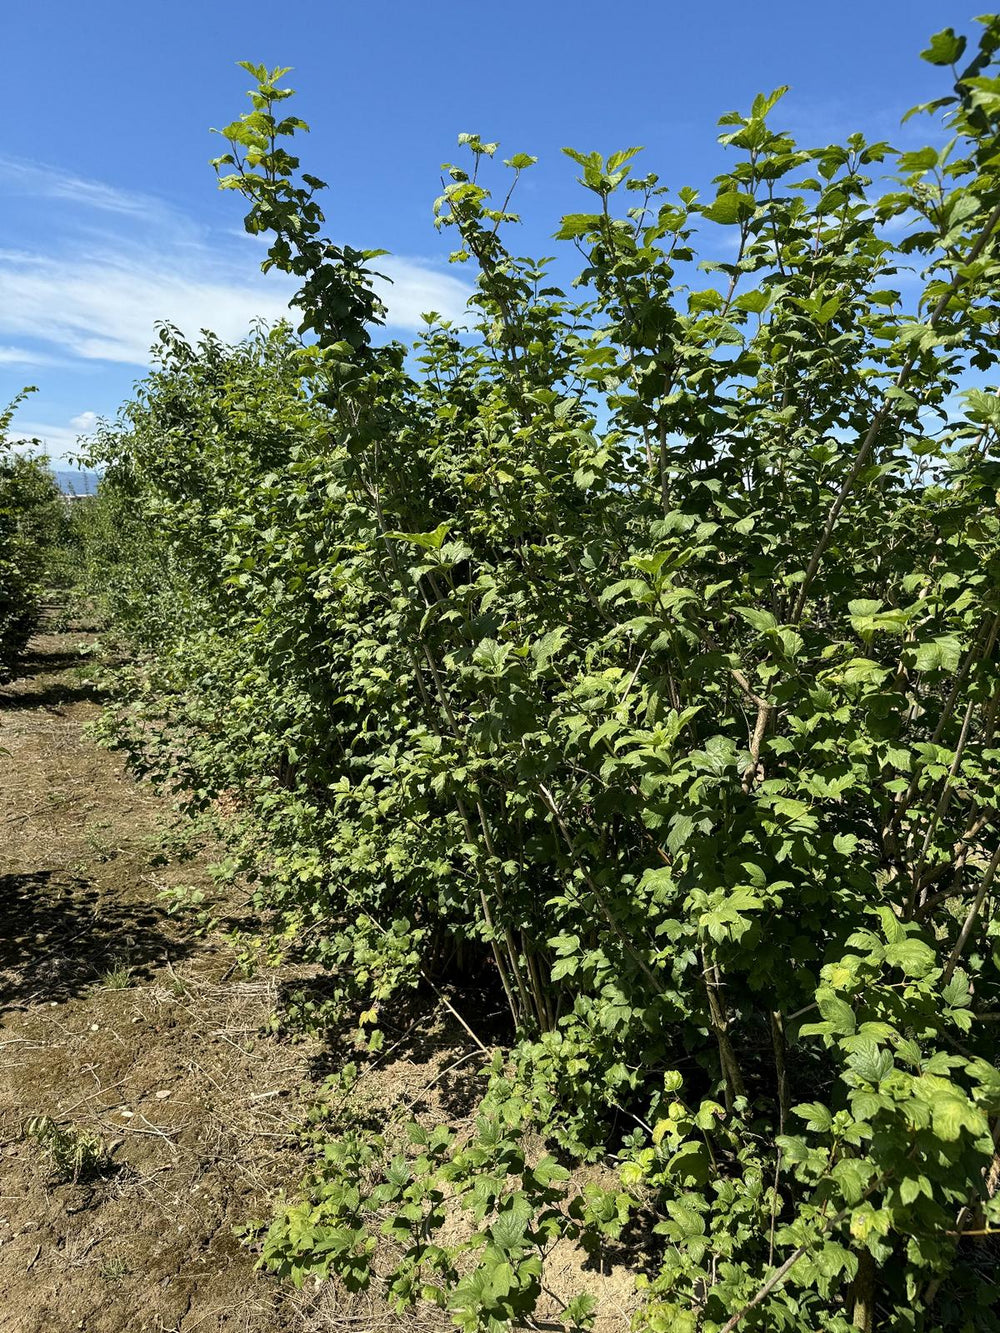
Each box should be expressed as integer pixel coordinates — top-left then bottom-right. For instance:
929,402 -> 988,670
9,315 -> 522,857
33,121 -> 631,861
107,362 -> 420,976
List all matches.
85,21 -> 1000,1331
0,392 -> 72,676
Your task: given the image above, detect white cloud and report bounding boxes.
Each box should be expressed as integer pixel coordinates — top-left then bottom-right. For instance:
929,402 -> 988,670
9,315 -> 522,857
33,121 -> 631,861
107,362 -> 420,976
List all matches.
0,155 -> 473,368
0,155 -> 171,220
0,344 -> 55,366
0,159 -> 474,460
0,245 -> 470,367
9,419 -> 86,459
0,251 -> 290,364
374,255 -> 472,328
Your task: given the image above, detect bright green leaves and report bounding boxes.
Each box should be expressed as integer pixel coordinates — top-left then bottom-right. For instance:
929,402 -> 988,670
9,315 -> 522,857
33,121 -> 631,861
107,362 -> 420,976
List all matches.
0,396 -> 69,677
927,1087 -> 987,1142
884,936 -> 937,979
260,1089 -> 591,1332
701,190 -> 756,225
733,288 -> 771,315
848,1037 -> 894,1086
807,989 -> 857,1037
793,1101 -> 833,1133
921,28 -> 967,67
913,634 -> 964,673
457,132 -> 499,157
385,521 -> 451,550
733,606 -> 776,633
751,86 -> 791,120
554,213 -> 602,240
562,145 -> 643,195
212,66 -> 388,349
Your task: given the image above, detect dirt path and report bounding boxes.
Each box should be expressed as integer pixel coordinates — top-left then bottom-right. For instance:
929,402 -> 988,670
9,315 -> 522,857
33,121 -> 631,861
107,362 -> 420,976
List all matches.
0,623 -> 317,1333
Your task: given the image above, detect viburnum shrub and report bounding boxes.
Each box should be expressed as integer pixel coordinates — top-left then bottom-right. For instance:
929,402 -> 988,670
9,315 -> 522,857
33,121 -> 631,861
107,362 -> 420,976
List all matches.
88,21 -> 1000,1330
0,391 -> 68,677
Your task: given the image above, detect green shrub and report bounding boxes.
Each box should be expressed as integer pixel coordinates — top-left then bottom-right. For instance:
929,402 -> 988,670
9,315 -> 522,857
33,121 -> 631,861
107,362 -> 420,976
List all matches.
0,394 -> 68,675
87,21 -> 1000,1330
25,1115 -> 109,1184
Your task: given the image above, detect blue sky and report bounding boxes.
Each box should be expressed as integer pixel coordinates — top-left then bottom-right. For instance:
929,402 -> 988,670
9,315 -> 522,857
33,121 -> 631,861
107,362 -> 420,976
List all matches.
1,0 -> 980,462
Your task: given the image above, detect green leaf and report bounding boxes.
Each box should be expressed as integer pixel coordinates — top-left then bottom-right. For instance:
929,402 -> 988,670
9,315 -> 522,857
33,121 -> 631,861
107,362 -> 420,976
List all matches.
734,606 -> 777,633
932,1094 -> 985,1141
551,955 -> 579,980
914,636 -> 963,673
876,906 -> 905,946
884,937 -> 937,978
555,213 -> 601,239
921,28 -> 967,66
848,598 -> 883,618
565,1291 -> 598,1328
793,1101 -> 833,1133
533,1154 -> 571,1186
666,814 -> 695,855
666,1142 -> 710,1186
899,1176 -> 923,1206
734,290 -> 771,315
489,1197 -> 532,1252
832,1157 -> 867,1205
702,191 -> 756,225
816,990 -> 856,1036
849,1038 -> 894,1086
532,626 -> 568,667
385,521 -> 451,550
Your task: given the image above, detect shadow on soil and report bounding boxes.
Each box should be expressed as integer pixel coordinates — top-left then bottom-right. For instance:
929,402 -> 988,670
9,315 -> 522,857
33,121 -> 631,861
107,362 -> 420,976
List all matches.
0,679 -> 105,712
291,976 -> 508,1125
0,869 -> 192,1011
0,638 -> 105,712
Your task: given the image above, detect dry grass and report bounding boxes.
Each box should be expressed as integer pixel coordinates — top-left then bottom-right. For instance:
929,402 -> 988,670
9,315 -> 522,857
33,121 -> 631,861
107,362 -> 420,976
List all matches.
0,622 -> 317,1332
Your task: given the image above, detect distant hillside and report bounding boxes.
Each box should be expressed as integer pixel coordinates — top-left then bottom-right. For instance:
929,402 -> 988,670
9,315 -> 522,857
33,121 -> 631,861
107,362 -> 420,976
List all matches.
54,469 -> 100,496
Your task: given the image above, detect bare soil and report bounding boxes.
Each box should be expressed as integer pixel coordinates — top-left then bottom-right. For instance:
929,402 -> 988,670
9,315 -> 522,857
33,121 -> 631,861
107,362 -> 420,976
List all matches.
0,623 -> 317,1333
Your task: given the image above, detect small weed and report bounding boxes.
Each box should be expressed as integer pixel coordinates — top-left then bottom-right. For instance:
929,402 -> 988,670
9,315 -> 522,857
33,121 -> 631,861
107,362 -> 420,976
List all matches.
85,824 -> 118,862
99,959 -> 134,990
99,1255 -> 131,1283
25,1116 -> 110,1183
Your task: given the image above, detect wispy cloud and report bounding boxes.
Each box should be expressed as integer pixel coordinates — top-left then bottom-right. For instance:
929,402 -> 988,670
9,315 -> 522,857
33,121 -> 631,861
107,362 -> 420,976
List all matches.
0,248 -> 470,365
0,159 -> 473,371
9,417 -> 92,459
0,344 -> 62,367
373,256 -> 472,329
0,154 -> 176,220
0,250 -> 294,364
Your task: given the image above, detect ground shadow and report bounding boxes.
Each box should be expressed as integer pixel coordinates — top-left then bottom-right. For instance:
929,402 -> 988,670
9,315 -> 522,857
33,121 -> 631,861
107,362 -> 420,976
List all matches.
292,976 -> 505,1127
0,870 -> 193,1012
0,642 -> 105,712
0,679 -> 105,712
15,647 -> 88,674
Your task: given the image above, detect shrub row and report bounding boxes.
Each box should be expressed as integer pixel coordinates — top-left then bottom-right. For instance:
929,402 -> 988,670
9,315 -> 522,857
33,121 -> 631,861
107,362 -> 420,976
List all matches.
87,23 -> 1000,1330
0,393 -> 71,676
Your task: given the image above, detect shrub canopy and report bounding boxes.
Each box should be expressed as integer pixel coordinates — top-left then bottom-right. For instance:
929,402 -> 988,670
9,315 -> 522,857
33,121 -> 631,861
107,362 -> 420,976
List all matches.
88,21 -> 1000,1331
